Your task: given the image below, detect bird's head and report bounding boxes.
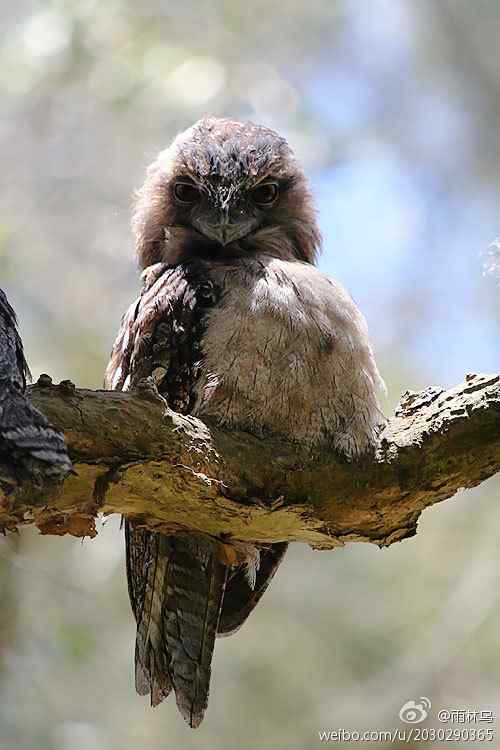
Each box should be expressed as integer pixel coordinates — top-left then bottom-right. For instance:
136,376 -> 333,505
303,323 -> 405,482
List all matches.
133,117 -> 321,268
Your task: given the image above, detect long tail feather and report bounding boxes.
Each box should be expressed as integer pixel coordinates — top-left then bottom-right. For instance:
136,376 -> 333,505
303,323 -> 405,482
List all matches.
164,535 -> 227,727
125,523 -> 227,728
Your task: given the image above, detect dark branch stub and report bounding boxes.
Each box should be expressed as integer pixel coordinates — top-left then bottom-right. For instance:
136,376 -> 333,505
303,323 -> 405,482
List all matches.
0,288 -> 72,499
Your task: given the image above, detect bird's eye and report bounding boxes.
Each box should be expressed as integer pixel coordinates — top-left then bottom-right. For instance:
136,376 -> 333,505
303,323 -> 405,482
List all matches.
251,182 -> 279,206
173,181 -> 200,205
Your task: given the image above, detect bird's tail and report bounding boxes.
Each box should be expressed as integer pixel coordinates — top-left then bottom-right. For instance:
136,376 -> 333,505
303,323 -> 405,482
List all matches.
125,522 -> 227,728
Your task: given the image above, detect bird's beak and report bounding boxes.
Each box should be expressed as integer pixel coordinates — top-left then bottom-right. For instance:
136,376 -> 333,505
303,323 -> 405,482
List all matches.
193,210 -> 259,246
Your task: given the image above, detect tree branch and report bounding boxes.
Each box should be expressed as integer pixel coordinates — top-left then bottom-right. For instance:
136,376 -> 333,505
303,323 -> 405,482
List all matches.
1,373 -> 499,550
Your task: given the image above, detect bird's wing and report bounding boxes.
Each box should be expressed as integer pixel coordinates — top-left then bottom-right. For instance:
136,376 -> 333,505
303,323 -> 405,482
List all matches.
217,542 -> 288,636
0,289 -> 71,486
106,263 -> 228,727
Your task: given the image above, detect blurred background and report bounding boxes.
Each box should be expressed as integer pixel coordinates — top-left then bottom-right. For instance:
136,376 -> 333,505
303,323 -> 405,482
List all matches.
1,1 -> 500,748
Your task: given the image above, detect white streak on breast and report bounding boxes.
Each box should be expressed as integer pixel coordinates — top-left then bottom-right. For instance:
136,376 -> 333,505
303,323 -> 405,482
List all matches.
111,365 -> 123,390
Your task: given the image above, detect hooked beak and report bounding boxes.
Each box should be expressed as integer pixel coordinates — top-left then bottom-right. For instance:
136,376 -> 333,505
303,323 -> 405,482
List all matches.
193,210 -> 259,246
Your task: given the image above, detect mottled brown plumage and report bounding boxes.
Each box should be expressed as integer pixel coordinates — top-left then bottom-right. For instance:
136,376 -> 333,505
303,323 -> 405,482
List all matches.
0,289 -> 71,487
106,117 -> 384,727
132,117 -> 320,269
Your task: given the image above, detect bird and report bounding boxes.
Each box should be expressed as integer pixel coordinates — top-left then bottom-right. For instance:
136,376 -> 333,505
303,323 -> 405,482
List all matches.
105,116 -> 385,728
0,288 -> 71,488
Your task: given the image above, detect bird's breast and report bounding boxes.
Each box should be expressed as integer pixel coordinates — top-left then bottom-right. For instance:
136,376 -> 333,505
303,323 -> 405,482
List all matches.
191,256 -> 383,455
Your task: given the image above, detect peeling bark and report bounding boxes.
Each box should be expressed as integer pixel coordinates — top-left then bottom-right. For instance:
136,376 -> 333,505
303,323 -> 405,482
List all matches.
0,372 -> 498,550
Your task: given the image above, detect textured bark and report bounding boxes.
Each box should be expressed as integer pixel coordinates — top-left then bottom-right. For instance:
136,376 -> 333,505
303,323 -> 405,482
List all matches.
0,372 -> 498,550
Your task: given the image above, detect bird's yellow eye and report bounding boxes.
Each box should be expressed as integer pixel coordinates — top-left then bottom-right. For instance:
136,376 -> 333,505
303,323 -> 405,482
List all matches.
173,181 -> 200,204
251,182 -> 279,206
